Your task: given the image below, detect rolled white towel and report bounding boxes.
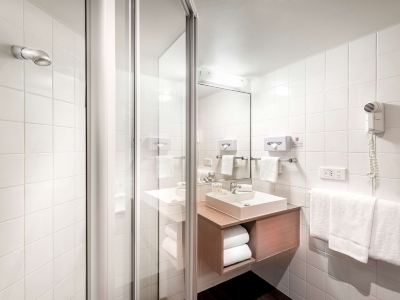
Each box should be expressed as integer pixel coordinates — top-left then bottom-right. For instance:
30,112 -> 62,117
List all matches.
162,237 -> 178,259
223,225 -> 249,249
165,223 -> 180,241
223,244 -> 252,267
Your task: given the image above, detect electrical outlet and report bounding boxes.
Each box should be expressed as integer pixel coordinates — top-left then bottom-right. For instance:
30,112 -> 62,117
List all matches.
320,167 -> 347,181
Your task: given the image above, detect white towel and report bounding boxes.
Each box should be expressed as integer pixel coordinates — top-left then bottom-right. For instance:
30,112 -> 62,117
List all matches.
259,156 -> 279,183
221,155 -> 234,176
369,199 -> 400,266
310,188 -> 331,241
329,191 -> 376,263
223,225 -> 249,249
165,223 -> 181,241
162,237 -> 178,258
223,244 -> 252,267
158,156 -> 174,178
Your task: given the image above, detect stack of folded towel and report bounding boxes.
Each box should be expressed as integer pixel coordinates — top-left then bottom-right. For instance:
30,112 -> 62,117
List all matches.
223,225 -> 252,267
162,223 -> 181,259
310,188 -> 400,266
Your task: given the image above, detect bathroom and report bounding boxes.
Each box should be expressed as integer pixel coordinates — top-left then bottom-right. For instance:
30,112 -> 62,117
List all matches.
1,0 -> 400,299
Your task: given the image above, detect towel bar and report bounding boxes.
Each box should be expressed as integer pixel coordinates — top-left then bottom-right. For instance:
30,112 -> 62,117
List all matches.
251,157 -> 298,163
215,155 -> 250,160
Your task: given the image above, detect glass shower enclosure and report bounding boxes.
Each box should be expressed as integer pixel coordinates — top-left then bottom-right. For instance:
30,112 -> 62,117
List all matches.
135,0 -> 197,299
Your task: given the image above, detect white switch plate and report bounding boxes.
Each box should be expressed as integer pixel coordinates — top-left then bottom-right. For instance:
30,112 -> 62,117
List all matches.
320,167 -> 347,181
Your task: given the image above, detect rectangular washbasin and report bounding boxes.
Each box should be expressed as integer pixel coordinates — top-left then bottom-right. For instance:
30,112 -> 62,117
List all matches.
205,190 -> 287,219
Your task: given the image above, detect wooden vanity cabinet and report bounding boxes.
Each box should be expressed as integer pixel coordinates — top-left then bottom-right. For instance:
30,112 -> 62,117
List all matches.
198,203 -> 300,275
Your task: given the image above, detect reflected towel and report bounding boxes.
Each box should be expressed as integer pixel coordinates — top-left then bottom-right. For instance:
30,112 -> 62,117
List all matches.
165,223 -> 181,241
162,237 -> 178,259
310,188 -> 331,241
221,155 -> 234,176
369,199 -> 400,266
223,225 -> 249,249
223,244 -> 252,267
329,191 -> 376,263
259,156 -> 279,183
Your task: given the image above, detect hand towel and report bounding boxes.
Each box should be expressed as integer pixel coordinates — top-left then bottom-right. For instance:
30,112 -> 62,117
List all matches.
158,155 -> 174,178
162,237 -> 178,259
223,244 -> 252,267
310,188 -> 331,241
223,225 -> 249,249
237,184 -> 253,192
221,155 -> 234,176
259,156 -> 279,183
165,223 -> 181,241
369,199 -> 400,266
329,191 -> 376,263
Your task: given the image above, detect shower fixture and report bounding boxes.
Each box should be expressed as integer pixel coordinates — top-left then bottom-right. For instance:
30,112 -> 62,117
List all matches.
11,45 -> 52,66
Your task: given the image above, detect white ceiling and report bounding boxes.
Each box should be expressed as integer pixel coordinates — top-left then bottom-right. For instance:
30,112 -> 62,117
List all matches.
196,0 -> 400,77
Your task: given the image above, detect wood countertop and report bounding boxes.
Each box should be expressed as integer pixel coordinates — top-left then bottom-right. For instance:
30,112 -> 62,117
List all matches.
198,201 -> 301,229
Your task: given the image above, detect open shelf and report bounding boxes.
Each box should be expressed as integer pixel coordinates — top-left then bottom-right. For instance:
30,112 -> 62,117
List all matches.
198,203 -> 300,276
222,257 -> 256,275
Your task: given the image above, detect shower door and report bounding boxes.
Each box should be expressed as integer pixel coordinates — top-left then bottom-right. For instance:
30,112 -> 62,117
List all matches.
135,0 -> 197,299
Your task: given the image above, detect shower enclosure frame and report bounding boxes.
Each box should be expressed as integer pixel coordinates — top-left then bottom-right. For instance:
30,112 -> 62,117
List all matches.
132,0 -> 198,299
87,0 -> 198,298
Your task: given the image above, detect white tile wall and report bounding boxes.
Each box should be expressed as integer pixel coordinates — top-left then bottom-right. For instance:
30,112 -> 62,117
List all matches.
0,1 -> 86,298
251,23 -> 400,300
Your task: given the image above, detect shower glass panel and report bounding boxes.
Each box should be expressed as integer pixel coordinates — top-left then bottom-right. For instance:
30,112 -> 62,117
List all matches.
138,0 -> 188,299
0,0 -> 86,298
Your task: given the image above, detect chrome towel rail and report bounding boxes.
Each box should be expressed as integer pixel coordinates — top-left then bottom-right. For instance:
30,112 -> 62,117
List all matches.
251,157 -> 298,163
215,155 -> 250,160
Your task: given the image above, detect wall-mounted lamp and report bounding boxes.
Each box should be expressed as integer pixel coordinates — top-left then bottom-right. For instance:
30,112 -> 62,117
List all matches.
198,68 -> 249,91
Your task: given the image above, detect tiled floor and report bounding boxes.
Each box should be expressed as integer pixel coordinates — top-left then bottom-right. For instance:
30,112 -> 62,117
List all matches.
198,272 -> 291,300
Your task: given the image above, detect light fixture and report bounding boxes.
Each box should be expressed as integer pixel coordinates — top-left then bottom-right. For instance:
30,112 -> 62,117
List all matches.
198,69 -> 249,91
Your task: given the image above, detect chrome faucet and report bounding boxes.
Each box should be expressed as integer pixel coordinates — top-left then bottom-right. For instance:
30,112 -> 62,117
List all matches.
230,182 -> 241,194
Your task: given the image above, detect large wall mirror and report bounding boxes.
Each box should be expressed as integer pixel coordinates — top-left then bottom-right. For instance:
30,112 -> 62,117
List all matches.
197,84 -> 251,182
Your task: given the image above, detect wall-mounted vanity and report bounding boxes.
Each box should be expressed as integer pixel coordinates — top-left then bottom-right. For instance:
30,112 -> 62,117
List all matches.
196,83 -> 301,284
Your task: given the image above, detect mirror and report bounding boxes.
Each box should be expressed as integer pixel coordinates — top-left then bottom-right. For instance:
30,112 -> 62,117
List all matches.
197,84 -> 251,182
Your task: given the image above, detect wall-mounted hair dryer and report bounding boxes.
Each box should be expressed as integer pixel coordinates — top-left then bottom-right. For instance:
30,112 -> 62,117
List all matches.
364,102 -> 384,189
364,102 -> 384,134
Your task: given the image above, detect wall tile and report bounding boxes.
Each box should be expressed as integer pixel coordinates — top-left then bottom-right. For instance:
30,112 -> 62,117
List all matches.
0,279 -> 24,299
0,121 -> 24,154
0,249 -> 24,290
0,217 -> 24,256
25,93 -> 52,125
25,262 -> 53,300
378,23 -> 400,54
378,50 -> 400,79
0,86 -> 24,122
54,127 -> 74,152
25,181 -> 53,213
0,0 -> 23,27
54,100 -> 74,127
25,124 -> 52,153
326,44 -> 349,90
0,19 -> 24,90
25,208 -> 52,243
0,185 -> 24,222
378,76 -> 400,102
25,235 -> 53,274
0,154 -> 24,188
25,153 -> 53,183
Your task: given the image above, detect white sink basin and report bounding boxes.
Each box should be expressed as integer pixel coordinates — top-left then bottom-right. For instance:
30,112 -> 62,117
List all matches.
205,190 -> 287,219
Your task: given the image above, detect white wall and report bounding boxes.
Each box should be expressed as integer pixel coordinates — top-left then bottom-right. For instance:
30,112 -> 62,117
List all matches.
250,23 -> 400,300
0,0 -> 86,299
